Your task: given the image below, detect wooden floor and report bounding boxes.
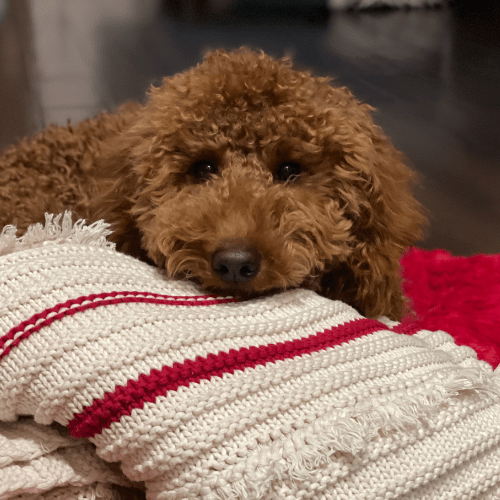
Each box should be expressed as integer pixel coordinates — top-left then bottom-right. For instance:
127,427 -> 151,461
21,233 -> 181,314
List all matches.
1,0 -> 499,256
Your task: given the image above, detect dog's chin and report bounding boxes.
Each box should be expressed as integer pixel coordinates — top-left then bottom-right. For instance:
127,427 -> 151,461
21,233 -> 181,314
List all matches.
188,277 -> 285,300
209,286 -> 283,301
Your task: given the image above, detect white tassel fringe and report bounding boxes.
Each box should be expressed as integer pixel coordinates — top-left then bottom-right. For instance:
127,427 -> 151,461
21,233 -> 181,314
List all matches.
0,212 -> 115,257
208,366 -> 498,500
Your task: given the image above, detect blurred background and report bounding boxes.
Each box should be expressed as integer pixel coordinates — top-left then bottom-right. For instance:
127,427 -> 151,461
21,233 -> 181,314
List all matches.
0,0 -> 499,255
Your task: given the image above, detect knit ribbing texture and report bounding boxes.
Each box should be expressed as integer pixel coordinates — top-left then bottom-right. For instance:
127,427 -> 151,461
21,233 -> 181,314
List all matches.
2,214 -> 500,500
0,419 -> 132,500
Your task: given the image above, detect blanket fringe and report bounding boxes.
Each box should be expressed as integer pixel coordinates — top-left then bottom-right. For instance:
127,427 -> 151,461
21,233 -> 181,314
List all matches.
0,212 -> 115,257
208,366 -> 498,500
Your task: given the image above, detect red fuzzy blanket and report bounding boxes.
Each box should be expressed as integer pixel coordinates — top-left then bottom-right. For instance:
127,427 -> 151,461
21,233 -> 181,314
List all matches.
401,247 -> 500,369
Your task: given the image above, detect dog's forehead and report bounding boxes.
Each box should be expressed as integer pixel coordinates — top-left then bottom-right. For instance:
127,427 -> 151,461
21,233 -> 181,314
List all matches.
157,52 -> 334,116
195,51 -> 300,96
146,51 -> 365,152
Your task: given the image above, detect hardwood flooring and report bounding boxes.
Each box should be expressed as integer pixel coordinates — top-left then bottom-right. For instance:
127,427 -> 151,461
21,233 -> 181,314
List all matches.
1,0 -> 499,255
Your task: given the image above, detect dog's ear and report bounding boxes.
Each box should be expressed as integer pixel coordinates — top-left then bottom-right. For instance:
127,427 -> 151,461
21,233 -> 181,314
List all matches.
320,105 -> 426,320
87,103 -> 149,259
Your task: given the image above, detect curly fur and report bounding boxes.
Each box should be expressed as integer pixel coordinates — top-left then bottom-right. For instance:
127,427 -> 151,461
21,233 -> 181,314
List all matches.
0,48 -> 425,319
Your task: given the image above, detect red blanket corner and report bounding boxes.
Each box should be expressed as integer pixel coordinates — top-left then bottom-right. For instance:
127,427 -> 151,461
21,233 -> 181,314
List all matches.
401,247 -> 500,368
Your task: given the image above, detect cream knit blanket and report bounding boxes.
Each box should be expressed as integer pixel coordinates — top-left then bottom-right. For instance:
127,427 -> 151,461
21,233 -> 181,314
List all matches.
0,419 -> 132,500
2,213 -> 500,500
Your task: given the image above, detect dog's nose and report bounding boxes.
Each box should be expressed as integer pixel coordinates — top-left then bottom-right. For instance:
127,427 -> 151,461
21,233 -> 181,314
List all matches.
211,244 -> 262,283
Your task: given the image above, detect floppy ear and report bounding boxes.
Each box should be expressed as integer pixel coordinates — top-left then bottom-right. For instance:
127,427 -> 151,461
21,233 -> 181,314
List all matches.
87,103 -> 149,260
320,118 -> 426,320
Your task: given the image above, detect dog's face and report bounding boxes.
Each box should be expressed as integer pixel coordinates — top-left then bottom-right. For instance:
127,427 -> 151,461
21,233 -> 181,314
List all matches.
96,49 -> 424,318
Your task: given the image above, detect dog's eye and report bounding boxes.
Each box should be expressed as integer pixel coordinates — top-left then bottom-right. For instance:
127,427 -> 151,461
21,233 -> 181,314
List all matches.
189,161 -> 218,182
276,162 -> 301,182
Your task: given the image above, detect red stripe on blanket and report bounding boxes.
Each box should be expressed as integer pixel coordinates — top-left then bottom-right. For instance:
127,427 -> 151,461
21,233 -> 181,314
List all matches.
0,291 -> 237,359
68,317 -> 387,438
389,322 -> 421,335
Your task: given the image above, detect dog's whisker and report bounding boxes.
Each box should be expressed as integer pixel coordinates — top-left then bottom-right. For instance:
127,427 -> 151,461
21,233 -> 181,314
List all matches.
169,256 -> 203,279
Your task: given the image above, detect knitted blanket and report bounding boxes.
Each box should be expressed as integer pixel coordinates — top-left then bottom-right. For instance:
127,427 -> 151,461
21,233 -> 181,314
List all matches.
2,213 -> 500,500
0,419 -> 133,500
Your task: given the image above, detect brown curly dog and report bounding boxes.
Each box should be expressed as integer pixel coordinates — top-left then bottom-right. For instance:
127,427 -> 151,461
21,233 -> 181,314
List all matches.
0,48 -> 425,319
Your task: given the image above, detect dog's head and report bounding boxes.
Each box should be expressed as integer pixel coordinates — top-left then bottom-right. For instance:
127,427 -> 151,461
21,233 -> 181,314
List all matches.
93,48 -> 425,319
